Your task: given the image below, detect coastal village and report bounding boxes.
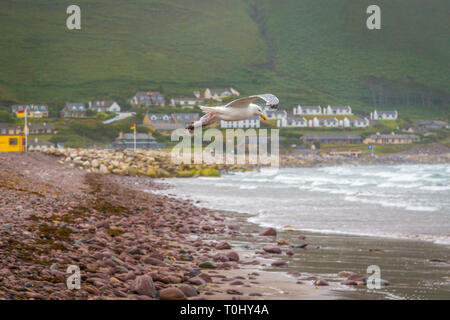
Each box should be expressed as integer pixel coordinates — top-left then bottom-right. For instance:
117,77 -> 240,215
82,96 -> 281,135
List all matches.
0,87 -> 448,157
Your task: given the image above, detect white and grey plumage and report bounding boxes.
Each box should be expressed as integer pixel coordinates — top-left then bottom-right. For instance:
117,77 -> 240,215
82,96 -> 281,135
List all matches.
187,94 -> 279,130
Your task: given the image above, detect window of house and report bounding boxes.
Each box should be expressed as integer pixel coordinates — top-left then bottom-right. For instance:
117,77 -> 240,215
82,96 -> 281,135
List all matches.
9,138 -> 18,145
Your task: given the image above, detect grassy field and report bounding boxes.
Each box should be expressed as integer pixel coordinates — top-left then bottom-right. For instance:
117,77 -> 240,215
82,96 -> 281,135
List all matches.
0,0 -> 448,120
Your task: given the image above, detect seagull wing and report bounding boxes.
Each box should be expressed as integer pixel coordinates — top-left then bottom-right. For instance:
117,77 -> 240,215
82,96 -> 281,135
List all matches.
225,94 -> 279,109
186,113 -> 218,131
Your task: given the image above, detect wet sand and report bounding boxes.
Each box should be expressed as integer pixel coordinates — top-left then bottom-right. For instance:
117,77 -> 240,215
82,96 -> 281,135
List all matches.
207,210 -> 450,300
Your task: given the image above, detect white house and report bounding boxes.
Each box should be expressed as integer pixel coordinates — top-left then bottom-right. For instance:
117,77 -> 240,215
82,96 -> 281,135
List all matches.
319,117 -> 339,127
277,116 -> 307,128
370,110 -> 398,120
266,110 -> 287,120
89,101 -> 121,113
129,91 -> 165,106
323,105 -> 352,115
220,115 -> 260,129
308,117 -> 339,127
170,97 -> 204,107
341,117 -> 370,128
293,105 -> 322,115
202,88 -> 240,101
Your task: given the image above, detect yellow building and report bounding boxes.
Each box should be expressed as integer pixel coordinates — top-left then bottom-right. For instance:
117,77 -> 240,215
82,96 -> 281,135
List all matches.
0,124 -> 25,151
0,134 -> 25,152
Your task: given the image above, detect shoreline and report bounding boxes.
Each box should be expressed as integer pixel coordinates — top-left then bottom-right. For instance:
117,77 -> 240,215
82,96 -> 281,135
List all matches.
155,178 -> 450,300
1,152 -> 448,300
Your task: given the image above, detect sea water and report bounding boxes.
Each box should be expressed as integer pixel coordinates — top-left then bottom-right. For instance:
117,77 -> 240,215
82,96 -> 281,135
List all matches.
163,164 -> 450,246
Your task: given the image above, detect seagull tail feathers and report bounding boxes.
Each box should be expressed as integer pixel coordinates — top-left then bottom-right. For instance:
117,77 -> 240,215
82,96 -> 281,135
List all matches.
199,106 -> 218,113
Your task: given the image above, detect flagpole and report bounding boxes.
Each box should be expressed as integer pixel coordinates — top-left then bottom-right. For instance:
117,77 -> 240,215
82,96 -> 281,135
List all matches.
24,106 -> 28,152
133,124 -> 136,151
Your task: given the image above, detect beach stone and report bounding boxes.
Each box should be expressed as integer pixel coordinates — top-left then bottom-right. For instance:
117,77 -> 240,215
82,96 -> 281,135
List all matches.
291,243 -> 308,249
337,271 -> 354,278
286,250 -> 294,256
96,221 -> 110,229
347,273 -> 367,281
287,270 -> 301,277
225,251 -> 239,262
271,260 -> 288,267
142,256 -> 166,266
109,277 -> 122,286
199,261 -> 217,269
314,279 -> 329,286
188,269 -> 201,278
277,239 -> 289,246
159,287 -> 186,300
216,241 -> 231,250
189,277 -> 206,285
131,275 -> 156,298
227,289 -> 243,295
259,228 -> 277,236
198,273 -> 212,283
178,285 -> 198,297
298,235 -> 306,240
249,292 -> 262,296
263,245 -> 282,254
341,280 -> 358,286
230,280 -> 244,285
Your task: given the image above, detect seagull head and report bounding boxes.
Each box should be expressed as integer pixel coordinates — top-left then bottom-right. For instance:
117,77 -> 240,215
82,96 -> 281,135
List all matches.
252,104 -> 267,120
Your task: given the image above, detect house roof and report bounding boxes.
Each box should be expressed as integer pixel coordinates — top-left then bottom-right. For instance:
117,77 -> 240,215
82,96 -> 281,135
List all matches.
11,104 -> 48,112
368,134 -> 419,139
328,105 -> 351,111
349,117 -> 368,123
172,113 -> 199,123
172,97 -> 203,101
66,103 -> 86,110
302,134 -> 362,140
375,110 -> 397,115
118,133 -> 156,140
91,100 -> 116,108
147,113 -> 174,123
0,123 -> 21,130
286,116 -> 306,122
318,117 -> 338,124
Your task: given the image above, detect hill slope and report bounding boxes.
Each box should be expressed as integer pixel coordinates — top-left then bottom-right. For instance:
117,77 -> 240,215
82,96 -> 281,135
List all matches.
0,0 -> 448,119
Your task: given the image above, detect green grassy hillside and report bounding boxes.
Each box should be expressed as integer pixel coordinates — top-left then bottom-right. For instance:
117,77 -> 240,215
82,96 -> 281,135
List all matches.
0,0 -> 448,119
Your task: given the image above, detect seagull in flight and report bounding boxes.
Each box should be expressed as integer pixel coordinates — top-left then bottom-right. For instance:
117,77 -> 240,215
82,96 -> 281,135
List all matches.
187,94 -> 279,130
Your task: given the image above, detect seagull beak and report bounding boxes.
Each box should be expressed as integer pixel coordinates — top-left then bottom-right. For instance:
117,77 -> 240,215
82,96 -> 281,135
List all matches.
260,114 -> 267,120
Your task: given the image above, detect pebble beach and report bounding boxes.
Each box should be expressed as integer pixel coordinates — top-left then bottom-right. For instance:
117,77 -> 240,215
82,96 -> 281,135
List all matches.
0,152 -> 448,300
